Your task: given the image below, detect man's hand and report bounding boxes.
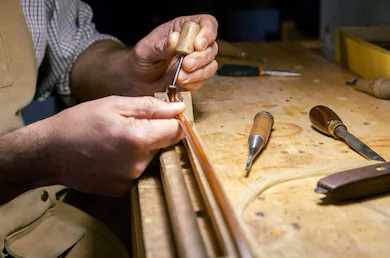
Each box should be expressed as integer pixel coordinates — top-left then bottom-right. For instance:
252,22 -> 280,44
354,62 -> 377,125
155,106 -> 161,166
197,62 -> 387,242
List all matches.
70,14 -> 218,102
0,96 -> 185,201
129,14 -> 219,92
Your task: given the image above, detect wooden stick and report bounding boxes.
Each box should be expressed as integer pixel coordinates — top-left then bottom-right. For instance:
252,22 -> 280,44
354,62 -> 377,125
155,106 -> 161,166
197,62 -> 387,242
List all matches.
160,146 -> 208,258
176,113 -> 255,258
129,184 -> 146,258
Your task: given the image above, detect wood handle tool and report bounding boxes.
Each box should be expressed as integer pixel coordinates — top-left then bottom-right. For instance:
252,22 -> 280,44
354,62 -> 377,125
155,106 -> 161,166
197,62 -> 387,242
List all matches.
245,111 -> 274,177
315,161 -> 390,202
168,21 -> 200,102
216,39 -> 267,63
309,105 -> 386,162
217,64 -> 301,77
346,78 -> 390,99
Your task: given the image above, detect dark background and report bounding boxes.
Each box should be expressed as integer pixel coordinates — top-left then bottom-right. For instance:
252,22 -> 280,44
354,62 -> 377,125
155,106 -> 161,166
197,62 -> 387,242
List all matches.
83,0 -> 320,45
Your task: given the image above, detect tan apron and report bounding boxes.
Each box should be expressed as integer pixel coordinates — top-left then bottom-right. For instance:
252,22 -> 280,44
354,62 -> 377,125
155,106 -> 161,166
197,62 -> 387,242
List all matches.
0,1 -> 129,257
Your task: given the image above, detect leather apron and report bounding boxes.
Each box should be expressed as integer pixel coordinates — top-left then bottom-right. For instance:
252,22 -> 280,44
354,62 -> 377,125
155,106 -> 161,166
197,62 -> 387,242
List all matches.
0,1 -> 128,257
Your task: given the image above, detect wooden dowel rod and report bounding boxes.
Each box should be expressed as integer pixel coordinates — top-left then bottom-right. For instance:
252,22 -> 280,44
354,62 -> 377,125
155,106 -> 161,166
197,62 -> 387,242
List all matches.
176,113 -> 254,258
160,146 -> 208,258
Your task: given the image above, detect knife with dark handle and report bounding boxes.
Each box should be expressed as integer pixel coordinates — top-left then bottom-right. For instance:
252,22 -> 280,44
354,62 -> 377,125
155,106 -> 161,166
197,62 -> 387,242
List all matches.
315,161 -> 390,202
216,64 -> 301,77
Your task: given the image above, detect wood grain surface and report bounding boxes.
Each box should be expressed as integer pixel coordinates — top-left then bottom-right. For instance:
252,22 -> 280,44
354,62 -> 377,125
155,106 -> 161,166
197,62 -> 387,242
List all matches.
191,41 -> 390,258
136,41 -> 390,258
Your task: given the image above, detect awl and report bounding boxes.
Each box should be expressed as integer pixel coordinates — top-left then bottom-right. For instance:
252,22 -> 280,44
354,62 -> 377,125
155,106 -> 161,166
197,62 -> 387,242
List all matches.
315,161 -> 390,202
217,64 -> 301,77
309,105 -> 386,162
245,111 -> 274,177
168,20 -> 200,102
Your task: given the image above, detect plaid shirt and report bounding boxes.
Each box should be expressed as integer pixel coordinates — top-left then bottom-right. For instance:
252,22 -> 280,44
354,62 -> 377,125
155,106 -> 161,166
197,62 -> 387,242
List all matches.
20,0 -> 120,106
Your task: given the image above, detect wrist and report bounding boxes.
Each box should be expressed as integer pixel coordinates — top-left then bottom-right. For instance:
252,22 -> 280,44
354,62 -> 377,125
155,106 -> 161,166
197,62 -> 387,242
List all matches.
0,121 -> 55,202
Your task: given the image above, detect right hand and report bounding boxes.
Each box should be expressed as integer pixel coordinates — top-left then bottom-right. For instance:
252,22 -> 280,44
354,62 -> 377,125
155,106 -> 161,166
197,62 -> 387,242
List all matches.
40,95 -> 185,196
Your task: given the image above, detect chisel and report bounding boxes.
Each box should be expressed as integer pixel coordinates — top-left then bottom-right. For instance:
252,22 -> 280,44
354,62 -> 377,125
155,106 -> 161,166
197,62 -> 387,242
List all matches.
245,111 -> 274,177
309,105 -> 386,162
168,21 -> 200,102
217,63 -> 301,77
216,39 -> 267,63
346,78 -> 390,100
315,161 -> 390,202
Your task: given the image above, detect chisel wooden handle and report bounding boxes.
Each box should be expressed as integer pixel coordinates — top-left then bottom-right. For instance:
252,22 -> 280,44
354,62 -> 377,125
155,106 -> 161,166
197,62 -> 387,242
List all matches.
315,161 -> 390,202
349,78 -> 390,99
309,105 -> 386,162
309,105 -> 345,138
216,39 -> 267,62
245,111 -> 274,175
175,21 -> 201,55
169,21 -> 200,101
250,111 -> 274,140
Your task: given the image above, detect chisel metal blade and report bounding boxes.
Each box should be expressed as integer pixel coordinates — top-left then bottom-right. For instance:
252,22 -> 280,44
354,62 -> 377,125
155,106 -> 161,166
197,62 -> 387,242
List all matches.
342,132 -> 386,162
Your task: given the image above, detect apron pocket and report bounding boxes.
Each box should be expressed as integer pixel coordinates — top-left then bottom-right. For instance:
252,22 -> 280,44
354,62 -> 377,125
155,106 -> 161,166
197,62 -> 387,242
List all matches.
4,209 -> 85,258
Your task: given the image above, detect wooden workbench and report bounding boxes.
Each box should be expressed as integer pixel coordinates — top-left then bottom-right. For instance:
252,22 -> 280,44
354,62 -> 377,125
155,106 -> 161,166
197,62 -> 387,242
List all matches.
134,41 -> 390,258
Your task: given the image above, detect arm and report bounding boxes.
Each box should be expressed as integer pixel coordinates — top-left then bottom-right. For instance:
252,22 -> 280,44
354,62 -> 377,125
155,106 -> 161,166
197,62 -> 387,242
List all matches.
0,96 -> 185,204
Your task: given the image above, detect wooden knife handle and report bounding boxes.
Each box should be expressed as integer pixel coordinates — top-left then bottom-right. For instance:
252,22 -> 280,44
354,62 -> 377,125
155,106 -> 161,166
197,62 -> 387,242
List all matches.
315,161 -> 390,202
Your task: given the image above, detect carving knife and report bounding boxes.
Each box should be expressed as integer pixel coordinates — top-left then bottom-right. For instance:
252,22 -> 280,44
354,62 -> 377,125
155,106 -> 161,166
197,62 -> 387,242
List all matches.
315,161 -> 390,202
217,64 -> 301,77
309,105 -> 386,162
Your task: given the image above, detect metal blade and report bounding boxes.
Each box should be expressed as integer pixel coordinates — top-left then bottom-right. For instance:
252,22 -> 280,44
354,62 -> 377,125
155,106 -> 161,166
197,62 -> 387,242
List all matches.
343,132 -> 386,162
263,69 -> 301,76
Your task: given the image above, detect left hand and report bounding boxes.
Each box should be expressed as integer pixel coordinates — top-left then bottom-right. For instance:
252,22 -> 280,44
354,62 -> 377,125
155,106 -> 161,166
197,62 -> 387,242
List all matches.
126,14 -> 219,94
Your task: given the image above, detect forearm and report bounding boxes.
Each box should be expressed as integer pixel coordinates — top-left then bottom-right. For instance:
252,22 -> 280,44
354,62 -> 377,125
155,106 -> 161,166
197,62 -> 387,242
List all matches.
70,40 -> 140,102
0,123 -> 54,204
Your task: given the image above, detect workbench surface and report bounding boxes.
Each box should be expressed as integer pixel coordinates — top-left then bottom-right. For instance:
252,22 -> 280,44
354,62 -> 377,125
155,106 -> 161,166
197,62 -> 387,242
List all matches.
137,41 -> 390,258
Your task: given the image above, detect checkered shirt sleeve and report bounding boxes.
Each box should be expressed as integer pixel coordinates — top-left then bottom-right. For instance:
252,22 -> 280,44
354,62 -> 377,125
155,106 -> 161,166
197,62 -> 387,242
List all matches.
20,0 -> 122,106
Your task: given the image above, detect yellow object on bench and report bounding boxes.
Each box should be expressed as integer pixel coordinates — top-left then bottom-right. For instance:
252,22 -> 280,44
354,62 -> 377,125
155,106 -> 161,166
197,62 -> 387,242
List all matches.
336,24 -> 390,79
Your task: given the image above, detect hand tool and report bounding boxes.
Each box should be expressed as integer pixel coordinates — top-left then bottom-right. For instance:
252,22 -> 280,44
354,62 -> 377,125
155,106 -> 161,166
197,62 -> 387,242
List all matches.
168,21 -> 200,102
346,78 -> 390,99
216,63 -> 301,77
245,111 -> 274,177
216,39 -> 267,63
315,161 -> 390,202
309,105 -> 386,162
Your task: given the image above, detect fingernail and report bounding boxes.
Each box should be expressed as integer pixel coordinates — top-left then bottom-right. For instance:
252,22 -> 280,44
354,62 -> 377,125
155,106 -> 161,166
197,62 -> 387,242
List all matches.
198,38 -> 207,50
187,58 -> 196,71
